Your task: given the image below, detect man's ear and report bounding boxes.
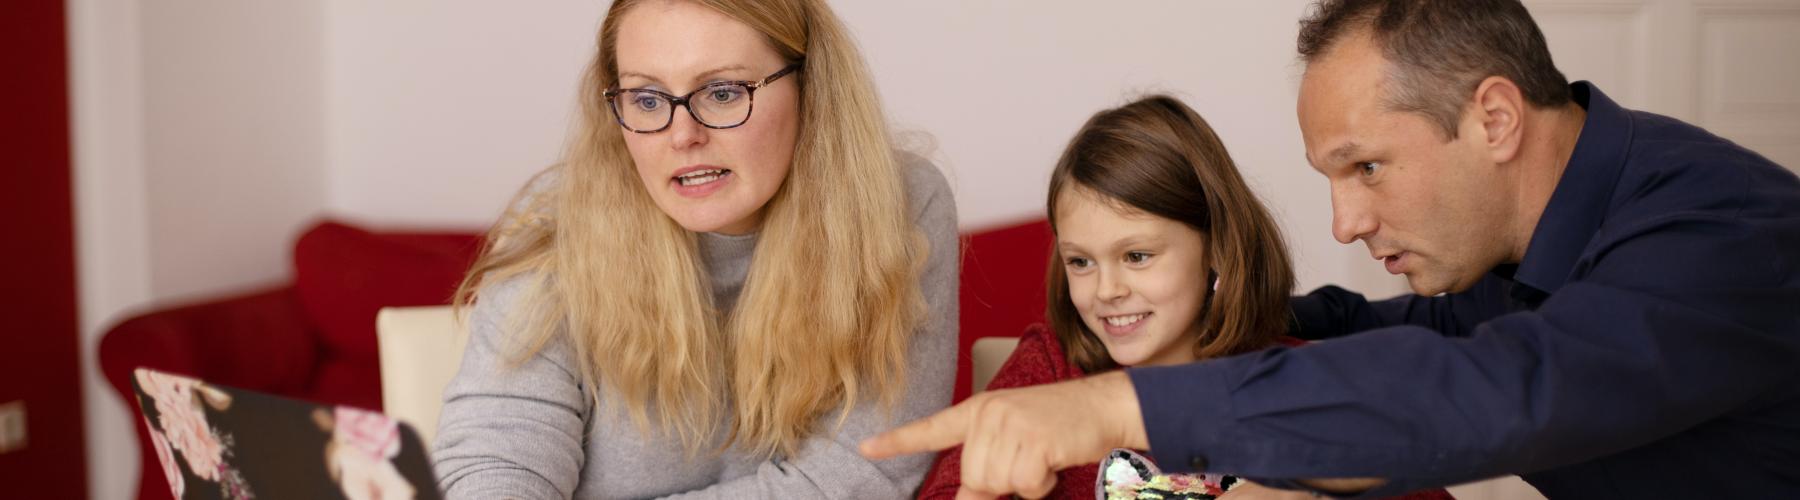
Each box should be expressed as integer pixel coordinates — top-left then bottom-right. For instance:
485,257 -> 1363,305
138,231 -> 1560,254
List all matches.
1470,76 -> 1525,164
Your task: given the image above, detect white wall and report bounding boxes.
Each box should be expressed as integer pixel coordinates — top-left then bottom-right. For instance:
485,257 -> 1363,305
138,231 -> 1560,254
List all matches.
322,0 -> 606,229
68,1 -> 150,498
140,2 -> 328,300
70,1 -> 328,498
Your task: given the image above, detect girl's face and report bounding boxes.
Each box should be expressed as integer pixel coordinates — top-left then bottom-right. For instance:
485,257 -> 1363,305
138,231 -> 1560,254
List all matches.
1055,187 -> 1213,368
612,0 -> 802,235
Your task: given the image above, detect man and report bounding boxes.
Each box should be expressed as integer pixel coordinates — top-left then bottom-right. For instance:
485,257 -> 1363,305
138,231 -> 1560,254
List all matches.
862,0 -> 1800,498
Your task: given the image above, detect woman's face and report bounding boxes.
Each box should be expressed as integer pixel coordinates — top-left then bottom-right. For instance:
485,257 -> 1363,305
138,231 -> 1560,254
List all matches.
613,0 -> 801,235
1055,187 -> 1213,368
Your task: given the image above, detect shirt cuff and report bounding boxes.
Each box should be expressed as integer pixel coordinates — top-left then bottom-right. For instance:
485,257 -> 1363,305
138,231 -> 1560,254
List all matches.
1127,362 -> 1236,474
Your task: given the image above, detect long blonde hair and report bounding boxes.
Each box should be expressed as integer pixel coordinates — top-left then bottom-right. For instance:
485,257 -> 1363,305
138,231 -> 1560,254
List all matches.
454,0 -> 927,459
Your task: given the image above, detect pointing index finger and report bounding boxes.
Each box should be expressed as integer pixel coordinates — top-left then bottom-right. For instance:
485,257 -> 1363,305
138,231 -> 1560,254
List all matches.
859,398 -> 976,459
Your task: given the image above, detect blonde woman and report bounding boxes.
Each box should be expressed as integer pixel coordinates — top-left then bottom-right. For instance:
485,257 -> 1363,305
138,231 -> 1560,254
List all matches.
430,0 -> 957,497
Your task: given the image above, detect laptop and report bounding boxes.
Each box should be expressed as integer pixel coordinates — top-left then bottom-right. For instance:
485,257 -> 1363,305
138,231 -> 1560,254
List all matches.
129,368 -> 443,500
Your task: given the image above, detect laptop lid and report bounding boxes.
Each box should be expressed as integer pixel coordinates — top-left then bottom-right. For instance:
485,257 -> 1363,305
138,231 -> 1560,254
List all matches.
129,368 -> 442,500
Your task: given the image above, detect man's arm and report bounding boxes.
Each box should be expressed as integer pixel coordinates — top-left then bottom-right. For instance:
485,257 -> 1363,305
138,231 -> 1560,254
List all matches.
1289,277 -> 1514,342
1142,214 -> 1800,496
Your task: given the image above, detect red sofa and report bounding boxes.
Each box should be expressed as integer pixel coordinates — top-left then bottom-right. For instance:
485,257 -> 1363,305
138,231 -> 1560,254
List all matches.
99,217 -> 1053,499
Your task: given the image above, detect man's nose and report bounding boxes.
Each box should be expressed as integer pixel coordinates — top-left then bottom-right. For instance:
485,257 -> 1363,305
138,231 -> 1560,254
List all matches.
1330,183 -> 1377,245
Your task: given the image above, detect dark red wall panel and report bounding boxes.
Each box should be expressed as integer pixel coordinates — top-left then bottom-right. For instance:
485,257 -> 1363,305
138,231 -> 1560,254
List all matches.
0,0 -> 91,497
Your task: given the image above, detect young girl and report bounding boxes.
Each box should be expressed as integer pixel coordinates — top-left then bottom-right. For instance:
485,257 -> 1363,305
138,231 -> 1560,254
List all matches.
918,96 -> 1450,499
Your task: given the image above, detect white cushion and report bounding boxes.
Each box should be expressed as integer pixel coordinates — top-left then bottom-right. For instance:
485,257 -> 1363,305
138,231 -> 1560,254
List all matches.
376,305 -> 466,444
970,337 -> 1021,394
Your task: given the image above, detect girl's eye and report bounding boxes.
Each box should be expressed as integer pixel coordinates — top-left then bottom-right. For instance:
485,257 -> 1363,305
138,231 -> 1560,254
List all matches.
1357,161 -> 1381,177
1065,256 -> 1092,269
1125,251 -> 1152,264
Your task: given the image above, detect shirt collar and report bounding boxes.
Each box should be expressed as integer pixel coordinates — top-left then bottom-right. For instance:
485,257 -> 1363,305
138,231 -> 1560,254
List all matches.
1511,81 -> 1634,296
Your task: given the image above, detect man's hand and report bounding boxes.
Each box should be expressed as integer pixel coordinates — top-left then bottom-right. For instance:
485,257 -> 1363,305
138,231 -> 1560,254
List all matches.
859,371 -> 1148,499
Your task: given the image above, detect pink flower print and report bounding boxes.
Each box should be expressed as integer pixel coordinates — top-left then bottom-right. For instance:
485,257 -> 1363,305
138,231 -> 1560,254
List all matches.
333,406 -> 401,460
147,427 -> 186,498
330,441 -> 415,500
329,406 -> 412,500
138,371 -> 226,481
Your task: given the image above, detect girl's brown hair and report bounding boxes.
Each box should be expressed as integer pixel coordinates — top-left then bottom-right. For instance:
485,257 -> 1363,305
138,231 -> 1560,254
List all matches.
1045,95 -> 1295,373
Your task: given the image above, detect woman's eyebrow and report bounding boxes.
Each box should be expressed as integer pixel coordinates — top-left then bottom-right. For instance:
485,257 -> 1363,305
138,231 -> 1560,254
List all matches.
618,64 -> 751,88
692,64 -> 750,82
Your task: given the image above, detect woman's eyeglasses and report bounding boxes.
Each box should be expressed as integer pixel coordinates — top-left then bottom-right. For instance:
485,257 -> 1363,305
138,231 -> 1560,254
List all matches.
604,63 -> 802,133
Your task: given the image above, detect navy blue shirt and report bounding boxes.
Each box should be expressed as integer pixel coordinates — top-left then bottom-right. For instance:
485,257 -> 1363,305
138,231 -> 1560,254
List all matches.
1128,82 -> 1800,498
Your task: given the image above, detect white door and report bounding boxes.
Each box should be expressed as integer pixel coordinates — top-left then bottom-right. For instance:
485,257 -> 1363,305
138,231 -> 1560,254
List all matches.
1532,0 -> 1800,173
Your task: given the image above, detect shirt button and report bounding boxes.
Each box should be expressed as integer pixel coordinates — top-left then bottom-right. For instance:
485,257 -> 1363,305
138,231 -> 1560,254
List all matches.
1189,455 -> 1209,471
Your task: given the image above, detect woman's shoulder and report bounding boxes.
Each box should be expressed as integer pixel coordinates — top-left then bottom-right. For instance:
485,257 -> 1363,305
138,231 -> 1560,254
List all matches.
894,150 -> 955,219
466,273 -> 558,342
472,274 -> 538,313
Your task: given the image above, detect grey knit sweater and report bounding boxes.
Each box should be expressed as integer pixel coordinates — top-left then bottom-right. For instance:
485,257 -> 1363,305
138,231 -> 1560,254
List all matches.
432,157 -> 959,499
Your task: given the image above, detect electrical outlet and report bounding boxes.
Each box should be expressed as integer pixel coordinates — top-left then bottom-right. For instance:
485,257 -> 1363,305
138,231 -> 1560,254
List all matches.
0,400 -> 25,454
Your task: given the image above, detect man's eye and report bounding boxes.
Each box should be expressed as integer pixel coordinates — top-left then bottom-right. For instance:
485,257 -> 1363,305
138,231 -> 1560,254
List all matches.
1357,161 -> 1381,176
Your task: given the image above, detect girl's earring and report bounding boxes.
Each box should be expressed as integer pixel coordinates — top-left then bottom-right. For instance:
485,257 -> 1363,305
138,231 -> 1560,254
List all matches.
1211,273 -> 1221,291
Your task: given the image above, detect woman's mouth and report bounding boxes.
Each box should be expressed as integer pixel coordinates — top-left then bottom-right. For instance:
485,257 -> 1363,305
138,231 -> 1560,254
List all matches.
670,167 -> 733,198
675,168 -> 730,186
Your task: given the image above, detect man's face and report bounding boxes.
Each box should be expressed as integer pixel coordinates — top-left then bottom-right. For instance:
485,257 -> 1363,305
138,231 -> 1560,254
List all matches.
1297,33 -> 1514,296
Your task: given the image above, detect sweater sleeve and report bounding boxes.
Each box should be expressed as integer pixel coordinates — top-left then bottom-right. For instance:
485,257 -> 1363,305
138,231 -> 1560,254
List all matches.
431,277 -> 589,499
656,154 -> 961,499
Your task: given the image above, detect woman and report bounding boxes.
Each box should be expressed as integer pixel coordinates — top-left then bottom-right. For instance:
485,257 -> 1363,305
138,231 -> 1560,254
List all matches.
431,0 -> 958,497
918,96 -> 1449,499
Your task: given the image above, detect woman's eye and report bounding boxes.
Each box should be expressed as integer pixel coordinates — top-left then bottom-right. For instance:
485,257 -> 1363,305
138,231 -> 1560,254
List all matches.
707,87 -> 745,104
1125,252 -> 1152,264
632,96 -> 663,111
1357,161 -> 1381,177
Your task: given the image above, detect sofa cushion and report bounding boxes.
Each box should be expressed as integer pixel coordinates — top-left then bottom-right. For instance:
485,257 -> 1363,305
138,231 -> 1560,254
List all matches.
306,352 -> 385,411
293,221 -> 481,359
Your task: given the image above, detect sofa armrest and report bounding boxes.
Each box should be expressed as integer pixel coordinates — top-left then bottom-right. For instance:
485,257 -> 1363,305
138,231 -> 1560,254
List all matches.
99,286 -> 321,401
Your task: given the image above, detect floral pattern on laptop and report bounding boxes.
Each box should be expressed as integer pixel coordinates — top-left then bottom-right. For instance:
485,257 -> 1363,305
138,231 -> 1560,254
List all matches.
1098,448 -> 1240,500
131,369 -> 427,500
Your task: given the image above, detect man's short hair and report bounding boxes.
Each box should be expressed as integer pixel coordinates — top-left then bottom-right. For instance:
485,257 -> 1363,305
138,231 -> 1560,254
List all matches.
1298,0 -> 1573,139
